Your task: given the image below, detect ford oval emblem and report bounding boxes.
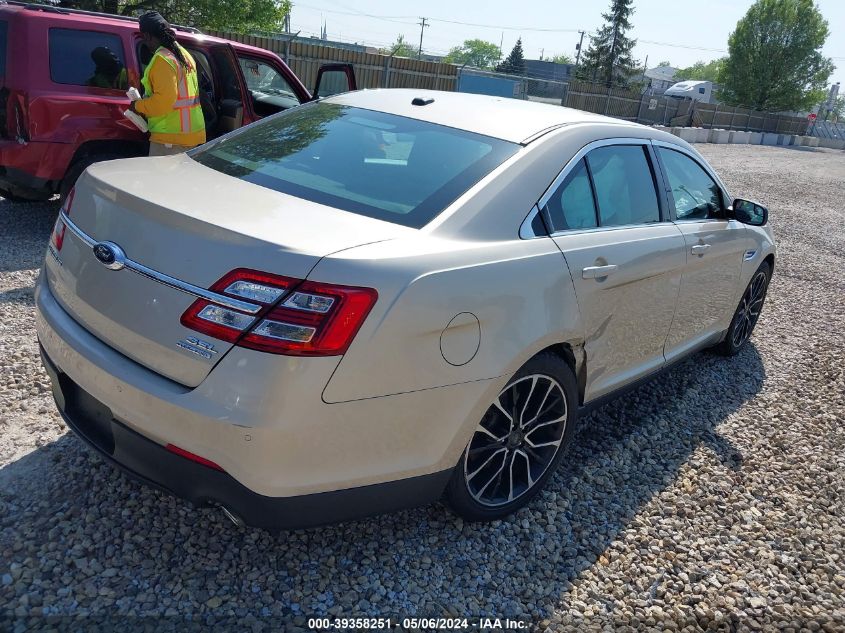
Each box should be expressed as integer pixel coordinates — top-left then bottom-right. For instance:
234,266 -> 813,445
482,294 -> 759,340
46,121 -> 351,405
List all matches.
92,241 -> 126,271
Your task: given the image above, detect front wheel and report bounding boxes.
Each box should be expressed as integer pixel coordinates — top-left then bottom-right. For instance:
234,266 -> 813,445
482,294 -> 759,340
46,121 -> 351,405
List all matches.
445,352 -> 578,522
715,261 -> 771,356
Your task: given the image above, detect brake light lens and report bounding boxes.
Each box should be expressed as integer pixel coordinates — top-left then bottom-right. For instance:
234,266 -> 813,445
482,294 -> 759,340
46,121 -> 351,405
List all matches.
240,281 -> 378,356
180,270 -> 378,357
181,268 -> 297,343
50,187 -> 75,252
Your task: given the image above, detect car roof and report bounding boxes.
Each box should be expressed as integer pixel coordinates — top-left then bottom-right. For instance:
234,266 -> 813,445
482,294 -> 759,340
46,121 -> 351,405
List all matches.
325,89 -> 645,144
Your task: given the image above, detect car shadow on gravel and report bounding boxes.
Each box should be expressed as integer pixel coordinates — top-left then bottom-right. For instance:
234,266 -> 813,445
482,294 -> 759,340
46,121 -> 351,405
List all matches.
0,198 -> 57,273
0,343 -> 765,623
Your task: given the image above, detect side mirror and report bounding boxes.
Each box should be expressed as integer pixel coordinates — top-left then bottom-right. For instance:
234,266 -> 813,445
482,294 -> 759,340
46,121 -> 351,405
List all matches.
313,63 -> 357,100
731,198 -> 768,226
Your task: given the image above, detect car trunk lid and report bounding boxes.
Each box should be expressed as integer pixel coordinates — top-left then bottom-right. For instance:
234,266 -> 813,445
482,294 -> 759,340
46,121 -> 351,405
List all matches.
44,155 -> 410,387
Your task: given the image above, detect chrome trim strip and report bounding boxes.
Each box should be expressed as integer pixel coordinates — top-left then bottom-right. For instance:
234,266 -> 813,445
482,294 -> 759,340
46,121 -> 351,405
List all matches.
59,211 -> 262,315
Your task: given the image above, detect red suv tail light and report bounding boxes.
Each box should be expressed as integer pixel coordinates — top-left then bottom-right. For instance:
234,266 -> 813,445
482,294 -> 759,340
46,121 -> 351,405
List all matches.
50,187 -> 75,252
180,269 -> 378,357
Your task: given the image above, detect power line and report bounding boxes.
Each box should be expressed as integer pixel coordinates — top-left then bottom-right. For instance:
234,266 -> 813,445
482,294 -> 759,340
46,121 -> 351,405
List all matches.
293,3 -> 845,65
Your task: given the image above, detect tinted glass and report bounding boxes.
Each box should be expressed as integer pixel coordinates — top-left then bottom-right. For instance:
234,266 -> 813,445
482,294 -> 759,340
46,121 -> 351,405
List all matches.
586,145 -> 660,227
191,103 -> 519,228
238,56 -> 299,115
658,147 -> 722,220
49,29 -> 127,89
0,21 -> 7,78
543,159 -> 597,231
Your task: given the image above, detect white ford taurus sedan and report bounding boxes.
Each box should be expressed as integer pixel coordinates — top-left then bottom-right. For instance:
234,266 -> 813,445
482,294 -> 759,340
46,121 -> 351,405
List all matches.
35,89 -> 775,529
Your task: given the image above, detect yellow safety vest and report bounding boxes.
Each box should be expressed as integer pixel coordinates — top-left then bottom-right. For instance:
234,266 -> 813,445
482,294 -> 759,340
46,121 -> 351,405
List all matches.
141,45 -> 204,143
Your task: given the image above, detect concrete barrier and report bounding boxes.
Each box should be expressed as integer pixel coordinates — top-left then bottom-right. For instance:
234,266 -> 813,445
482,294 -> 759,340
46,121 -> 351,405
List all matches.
663,126 -> 832,149
708,129 -> 731,143
728,131 -> 750,144
817,138 -> 845,149
676,127 -> 698,142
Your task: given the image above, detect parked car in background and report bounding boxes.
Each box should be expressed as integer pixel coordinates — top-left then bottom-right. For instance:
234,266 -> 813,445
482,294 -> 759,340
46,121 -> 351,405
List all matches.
665,80 -> 713,104
36,89 -> 775,529
0,0 -> 354,202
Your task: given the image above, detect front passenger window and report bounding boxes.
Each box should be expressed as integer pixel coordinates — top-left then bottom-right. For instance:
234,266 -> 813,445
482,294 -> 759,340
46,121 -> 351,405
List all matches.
657,147 -> 722,220
586,145 -> 660,227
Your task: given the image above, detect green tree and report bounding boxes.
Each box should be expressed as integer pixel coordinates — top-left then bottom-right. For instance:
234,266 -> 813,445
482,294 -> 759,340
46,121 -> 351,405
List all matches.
551,53 -> 574,65
719,0 -> 834,111
674,58 -> 725,82
381,34 -> 416,57
59,0 -> 292,33
444,39 -> 502,68
656,60 -> 672,67
496,38 -> 526,75
577,0 -> 638,86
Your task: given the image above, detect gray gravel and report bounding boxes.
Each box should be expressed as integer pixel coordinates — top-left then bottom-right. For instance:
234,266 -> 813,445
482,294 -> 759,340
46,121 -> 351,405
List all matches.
1,144 -> 844,631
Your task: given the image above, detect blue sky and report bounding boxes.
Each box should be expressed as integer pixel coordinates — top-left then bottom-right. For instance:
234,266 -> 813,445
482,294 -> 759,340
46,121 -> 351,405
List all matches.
289,0 -> 844,87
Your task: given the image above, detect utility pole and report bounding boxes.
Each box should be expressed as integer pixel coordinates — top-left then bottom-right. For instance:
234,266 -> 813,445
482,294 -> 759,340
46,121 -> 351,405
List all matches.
417,17 -> 428,59
574,30 -> 585,67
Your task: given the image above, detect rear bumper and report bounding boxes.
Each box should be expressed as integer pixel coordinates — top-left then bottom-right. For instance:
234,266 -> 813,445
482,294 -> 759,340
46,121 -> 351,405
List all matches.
41,347 -> 450,530
35,269 -> 494,527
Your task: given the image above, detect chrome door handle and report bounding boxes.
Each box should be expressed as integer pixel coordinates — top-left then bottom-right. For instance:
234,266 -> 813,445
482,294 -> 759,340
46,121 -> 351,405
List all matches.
691,244 -> 711,255
582,264 -> 618,279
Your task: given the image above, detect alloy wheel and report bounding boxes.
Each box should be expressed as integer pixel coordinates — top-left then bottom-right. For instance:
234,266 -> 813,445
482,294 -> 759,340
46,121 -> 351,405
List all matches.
463,374 -> 568,507
732,270 -> 768,349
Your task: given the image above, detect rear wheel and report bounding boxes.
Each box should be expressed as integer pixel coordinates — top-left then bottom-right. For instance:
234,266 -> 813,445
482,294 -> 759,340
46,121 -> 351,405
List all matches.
446,352 -> 578,521
59,154 -> 123,205
714,261 -> 771,356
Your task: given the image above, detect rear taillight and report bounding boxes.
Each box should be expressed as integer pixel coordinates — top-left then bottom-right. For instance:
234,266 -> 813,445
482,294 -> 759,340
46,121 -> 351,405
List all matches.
50,187 -> 75,252
241,280 -> 378,356
180,270 -> 378,356
181,269 -> 297,343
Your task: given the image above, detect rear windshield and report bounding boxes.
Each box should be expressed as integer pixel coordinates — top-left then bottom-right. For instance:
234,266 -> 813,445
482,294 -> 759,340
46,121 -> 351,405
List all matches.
0,21 -> 7,78
190,103 -> 519,228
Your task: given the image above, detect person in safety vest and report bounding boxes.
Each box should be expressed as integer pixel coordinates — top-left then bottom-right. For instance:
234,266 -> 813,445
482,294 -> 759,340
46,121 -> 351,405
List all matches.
131,11 -> 206,156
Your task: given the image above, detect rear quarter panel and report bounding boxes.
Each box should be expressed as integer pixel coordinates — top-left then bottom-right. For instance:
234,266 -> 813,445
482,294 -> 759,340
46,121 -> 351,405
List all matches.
317,236 -> 584,403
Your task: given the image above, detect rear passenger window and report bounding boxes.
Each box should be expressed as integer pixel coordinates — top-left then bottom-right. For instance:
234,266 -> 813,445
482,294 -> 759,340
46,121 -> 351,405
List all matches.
586,145 -> 660,227
49,29 -> 128,90
543,159 -> 598,231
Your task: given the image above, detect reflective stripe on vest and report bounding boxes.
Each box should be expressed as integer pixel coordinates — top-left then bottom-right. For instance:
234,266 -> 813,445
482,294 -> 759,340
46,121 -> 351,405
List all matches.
140,45 -> 204,137
156,47 -> 198,134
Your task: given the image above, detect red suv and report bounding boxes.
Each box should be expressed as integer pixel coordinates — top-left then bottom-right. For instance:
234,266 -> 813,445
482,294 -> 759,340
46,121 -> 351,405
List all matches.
0,1 -> 355,201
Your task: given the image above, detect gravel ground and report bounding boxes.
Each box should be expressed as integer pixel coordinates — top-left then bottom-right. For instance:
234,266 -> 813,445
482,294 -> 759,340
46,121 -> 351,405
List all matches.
1,144 -> 843,631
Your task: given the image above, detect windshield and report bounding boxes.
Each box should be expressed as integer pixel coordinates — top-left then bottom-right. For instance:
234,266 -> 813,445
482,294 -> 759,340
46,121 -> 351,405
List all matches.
190,103 -> 519,228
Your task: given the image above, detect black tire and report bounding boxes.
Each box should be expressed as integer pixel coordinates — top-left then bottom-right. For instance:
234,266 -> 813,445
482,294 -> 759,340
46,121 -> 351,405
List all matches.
59,154 -> 123,206
445,351 -> 579,522
714,261 -> 771,356
0,187 -> 49,203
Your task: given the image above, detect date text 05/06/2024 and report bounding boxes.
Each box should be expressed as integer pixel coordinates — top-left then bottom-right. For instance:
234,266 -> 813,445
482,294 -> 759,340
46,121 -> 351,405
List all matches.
307,617 -> 529,630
